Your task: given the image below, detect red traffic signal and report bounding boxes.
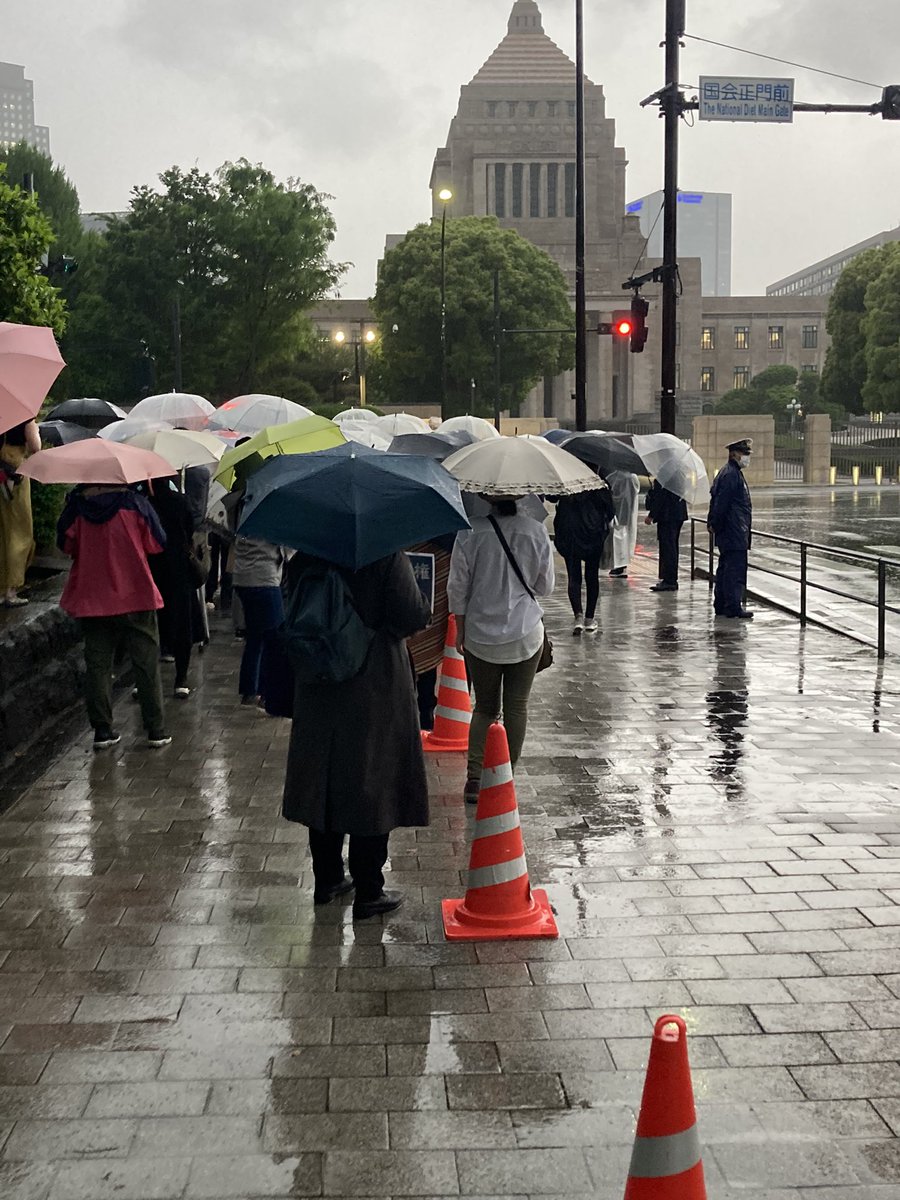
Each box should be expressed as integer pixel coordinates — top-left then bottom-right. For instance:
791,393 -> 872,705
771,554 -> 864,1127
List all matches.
614,316 -> 633,337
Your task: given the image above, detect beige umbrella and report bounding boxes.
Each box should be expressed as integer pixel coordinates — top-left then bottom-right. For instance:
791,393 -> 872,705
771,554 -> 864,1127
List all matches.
127,428 -> 225,470
443,434 -> 603,497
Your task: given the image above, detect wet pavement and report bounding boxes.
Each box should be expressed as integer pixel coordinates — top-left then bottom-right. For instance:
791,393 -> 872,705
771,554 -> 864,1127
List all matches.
3,557 -> 900,1198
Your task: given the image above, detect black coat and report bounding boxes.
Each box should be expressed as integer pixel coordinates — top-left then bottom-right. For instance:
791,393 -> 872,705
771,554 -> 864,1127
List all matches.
552,488 -> 616,559
282,551 -> 431,837
646,481 -> 688,525
707,459 -> 752,552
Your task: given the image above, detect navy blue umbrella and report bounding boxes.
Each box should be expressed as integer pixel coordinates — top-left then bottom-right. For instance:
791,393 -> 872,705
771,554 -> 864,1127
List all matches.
542,428 -> 572,445
239,442 -> 470,570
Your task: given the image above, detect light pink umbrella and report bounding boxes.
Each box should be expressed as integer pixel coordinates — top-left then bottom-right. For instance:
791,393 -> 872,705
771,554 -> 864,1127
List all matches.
19,439 -> 176,486
0,322 -> 66,436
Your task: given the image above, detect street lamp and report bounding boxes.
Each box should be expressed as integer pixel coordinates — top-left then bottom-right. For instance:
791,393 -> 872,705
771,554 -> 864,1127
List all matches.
332,323 -> 378,407
786,397 -> 802,434
438,187 -> 453,419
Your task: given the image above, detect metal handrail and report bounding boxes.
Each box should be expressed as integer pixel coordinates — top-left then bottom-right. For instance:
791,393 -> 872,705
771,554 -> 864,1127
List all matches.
689,518 -> 900,658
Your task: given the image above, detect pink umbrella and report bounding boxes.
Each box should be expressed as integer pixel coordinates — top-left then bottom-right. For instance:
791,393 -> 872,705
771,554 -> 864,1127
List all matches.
0,323 -> 66,436
19,439 -> 176,486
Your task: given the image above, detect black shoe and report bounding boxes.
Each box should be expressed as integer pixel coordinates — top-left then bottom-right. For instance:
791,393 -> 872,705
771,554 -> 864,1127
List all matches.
609,568 -> 627,578
241,694 -> 260,706
93,728 -> 121,750
313,878 -> 355,905
737,609 -> 755,619
651,582 -> 678,592
147,731 -> 173,748
464,778 -> 480,805
353,890 -> 403,920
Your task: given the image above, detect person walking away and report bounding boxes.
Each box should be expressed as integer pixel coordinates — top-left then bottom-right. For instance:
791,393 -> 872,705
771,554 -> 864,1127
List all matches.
233,534 -> 288,704
645,480 -> 688,592
707,438 -> 754,620
57,484 -> 171,749
282,551 -> 430,919
606,470 -> 640,578
0,419 -> 40,607
551,478 -> 615,635
448,496 -> 554,804
146,478 -> 197,698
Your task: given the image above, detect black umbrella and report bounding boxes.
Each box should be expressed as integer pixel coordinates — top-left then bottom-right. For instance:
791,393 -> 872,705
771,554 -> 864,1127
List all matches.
559,431 -> 646,477
38,419 -> 96,447
388,430 -> 477,461
43,398 -> 127,431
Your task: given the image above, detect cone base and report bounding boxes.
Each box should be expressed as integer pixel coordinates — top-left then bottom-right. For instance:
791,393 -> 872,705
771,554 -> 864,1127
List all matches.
624,1159 -> 706,1200
441,889 -> 558,941
421,729 -> 469,753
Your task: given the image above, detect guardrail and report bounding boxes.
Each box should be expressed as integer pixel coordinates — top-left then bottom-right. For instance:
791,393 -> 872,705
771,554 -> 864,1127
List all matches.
688,517 -> 900,659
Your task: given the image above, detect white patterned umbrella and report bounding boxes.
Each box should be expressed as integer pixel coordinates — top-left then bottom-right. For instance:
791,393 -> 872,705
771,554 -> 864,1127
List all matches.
129,392 -> 214,431
207,394 -> 313,434
443,435 -> 603,497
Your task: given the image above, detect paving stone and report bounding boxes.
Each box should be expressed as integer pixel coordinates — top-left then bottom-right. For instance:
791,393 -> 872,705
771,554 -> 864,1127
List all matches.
716,1033 -> 836,1066
711,1141 -> 862,1188
3,1118 -> 137,1161
84,1081 -> 210,1118
328,1075 -> 447,1111
47,1157 -> 191,1200
186,1153 -> 321,1197
790,1062 -> 900,1100
390,1110 -> 516,1149
751,1003 -> 868,1033
40,1051 -> 163,1083
446,1073 -> 565,1111
263,1112 -> 388,1151
323,1149 -> 457,1195
456,1147 -> 592,1194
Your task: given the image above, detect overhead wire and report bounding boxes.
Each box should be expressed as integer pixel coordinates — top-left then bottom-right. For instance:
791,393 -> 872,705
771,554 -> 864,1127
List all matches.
682,33 -> 885,91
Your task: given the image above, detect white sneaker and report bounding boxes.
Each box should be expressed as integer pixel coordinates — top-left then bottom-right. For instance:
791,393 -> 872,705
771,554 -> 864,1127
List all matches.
583,618 -> 598,634
573,616 -> 584,636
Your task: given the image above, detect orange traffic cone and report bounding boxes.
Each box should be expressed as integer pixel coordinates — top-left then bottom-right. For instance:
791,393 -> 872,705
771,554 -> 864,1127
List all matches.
441,722 -> 558,940
422,615 -> 471,753
623,1015 -> 706,1199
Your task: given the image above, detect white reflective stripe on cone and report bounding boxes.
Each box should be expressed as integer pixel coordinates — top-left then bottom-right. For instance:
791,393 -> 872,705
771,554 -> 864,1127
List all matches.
467,854 -> 528,889
445,647 -> 465,662
440,674 -> 470,694
434,705 -> 472,725
480,762 -> 513,789
474,809 -> 521,840
628,1125 -> 701,1179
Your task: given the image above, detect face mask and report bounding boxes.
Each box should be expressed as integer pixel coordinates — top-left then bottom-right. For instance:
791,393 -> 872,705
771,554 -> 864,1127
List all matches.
739,455 -> 751,469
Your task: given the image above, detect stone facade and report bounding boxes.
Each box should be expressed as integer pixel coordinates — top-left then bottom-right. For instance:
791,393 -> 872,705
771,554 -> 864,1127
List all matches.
692,414 -> 776,487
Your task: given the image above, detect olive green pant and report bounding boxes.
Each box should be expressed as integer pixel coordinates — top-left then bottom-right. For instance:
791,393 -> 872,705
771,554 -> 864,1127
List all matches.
464,648 -> 542,782
81,611 -> 165,734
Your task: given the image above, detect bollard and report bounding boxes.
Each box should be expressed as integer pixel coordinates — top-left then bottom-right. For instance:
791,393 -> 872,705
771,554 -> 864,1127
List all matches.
829,465 -> 837,486
852,465 -> 860,486
875,465 -> 883,486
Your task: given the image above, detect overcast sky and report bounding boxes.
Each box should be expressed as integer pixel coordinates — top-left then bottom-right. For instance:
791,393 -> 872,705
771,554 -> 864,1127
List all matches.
6,0 -> 900,297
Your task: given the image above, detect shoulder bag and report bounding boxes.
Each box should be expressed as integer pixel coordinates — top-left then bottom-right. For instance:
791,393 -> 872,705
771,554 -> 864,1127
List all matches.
487,516 -> 553,672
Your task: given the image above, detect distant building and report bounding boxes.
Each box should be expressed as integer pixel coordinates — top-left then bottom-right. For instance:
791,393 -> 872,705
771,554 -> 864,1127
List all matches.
79,212 -> 127,235
626,190 -> 732,296
0,62 -> 50,155
767,226 -> 900,297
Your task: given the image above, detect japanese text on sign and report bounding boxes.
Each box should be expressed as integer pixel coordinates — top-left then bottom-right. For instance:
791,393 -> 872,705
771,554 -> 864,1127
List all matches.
406,552 -> 436,611
699,76 -> 794,123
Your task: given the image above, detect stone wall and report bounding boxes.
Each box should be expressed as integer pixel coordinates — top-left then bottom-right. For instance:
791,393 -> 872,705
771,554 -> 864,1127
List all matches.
804,414 -> 832,484
692,414 -> 775,486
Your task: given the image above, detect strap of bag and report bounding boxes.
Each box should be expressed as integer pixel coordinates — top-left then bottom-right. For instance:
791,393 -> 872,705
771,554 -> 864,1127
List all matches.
488,515 -> 536,602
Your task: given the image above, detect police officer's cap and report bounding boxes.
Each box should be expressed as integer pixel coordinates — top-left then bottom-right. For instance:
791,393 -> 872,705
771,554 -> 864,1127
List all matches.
726,438 -> 753,454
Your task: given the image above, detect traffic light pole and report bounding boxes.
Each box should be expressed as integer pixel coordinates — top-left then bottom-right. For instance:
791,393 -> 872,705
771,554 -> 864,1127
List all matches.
574,0 -> 587,432
660,0 -> 685,437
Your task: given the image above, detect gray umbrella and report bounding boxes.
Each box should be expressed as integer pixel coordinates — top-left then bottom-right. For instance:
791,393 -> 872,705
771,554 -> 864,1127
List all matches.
388,430 -> 477,461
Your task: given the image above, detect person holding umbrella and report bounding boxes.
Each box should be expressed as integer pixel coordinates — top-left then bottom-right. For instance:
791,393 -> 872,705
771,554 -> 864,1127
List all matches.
606,470 -> 641,578
708,437 -> 754,620
645,480 -> 689,592
550,474 -> 615,635
0,419 -> 41,606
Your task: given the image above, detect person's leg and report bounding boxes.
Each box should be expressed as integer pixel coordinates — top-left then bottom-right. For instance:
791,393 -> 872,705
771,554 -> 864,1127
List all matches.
713,549 -> 726,614
124,611 -> 166,733
308,828 -> 347,896
205,535 -> 221,604
347,834 -> 390,903
238,586 -> 285,699
499,649 -> 542,769
81,617 -> 117,732
464,652 -> 503,782
564,554 -> 584,616
170,586 -> 193,689
658,523 -> 678,585
717,551 -> 742,616
417,668 -> 438,731
583,554 -> 601,621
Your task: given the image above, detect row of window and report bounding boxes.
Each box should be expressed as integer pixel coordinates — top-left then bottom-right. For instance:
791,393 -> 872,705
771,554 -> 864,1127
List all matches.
486,100 -> 577,119
700,324 -> 819,351
491,162 -> 576,219
698,364 -> 819,392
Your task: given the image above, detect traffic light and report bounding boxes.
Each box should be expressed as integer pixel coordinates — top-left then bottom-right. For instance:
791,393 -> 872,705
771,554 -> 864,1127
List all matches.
629,295 -> 649,354
599,310 -> 633,337
882,85 -> 900,120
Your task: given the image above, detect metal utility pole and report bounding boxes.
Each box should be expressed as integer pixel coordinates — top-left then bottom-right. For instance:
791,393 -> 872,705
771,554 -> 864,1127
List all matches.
660,0 -> 685,436
440,204 -> 449,419
493,268 -> 502,431
574,0 -> 587,432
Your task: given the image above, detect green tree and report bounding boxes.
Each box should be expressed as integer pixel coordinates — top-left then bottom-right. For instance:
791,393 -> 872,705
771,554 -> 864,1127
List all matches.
861,251 -> 900,414
372,217 -> 574,416
821,244 -> 900,414
64,160 -> 344,402
0,165 -> 66,335
0,142 -> 82,253
715,364 -> 798,418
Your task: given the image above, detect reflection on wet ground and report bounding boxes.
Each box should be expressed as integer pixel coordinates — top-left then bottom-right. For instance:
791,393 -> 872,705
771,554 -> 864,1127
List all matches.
1,557 -> 900,1198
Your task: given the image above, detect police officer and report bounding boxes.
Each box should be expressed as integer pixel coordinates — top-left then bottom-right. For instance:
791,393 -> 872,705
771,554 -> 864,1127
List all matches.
707,438 -> 754,619
644,481 -> 689,592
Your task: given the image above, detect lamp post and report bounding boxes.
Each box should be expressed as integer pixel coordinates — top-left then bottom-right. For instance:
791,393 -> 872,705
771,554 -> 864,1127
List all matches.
438,187 -> 453,419
333,324 -> 378,407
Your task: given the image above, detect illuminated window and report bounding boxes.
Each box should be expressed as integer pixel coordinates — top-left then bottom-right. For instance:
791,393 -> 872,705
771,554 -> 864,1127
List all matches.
701,326 -> 715,351
733,366 -> 750,390
700,367 -> 715,393
802,325 -> 818,348
768,325 -> 784,350
734,326 -> 750,350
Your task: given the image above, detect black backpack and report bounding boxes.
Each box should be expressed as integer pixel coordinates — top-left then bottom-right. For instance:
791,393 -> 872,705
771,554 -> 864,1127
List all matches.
283,563 -> 374,684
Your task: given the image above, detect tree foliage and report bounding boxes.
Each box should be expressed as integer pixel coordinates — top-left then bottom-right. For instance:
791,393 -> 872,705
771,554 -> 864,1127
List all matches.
822,244 -> 900,414
0,142 -> 82,254
861,251 -> 900,414
715,365 -> 844,427
0,165 -> 67,335
63,160 -> 344,403
372,217 -> 574,416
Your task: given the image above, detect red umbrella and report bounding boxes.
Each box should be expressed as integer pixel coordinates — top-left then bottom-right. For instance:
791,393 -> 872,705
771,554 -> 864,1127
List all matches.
0,323 -> 66,436
19,439 -> 176,486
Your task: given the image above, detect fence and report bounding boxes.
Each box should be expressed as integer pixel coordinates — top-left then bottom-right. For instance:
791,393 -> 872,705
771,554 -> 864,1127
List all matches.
688,518 -> 900,659
831,421 -> 900,481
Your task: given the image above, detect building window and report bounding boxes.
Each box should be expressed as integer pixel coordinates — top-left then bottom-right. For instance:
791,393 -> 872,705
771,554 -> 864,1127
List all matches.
527,101 -> 538,117
529,163 -> 541,218
733,366 -> 750,390
675,322 -> 681,347
564,163 -> 576,218
802,325 -> 818,348
734,326 -> 750,350
508,102 -> 518,118
494,163 -> 506,218
567,101 -> 576,118
547,101 -> 558,117
700,367 -> 715,393
701,326 -> 715,351
675,363 -> 682,388
487,101 -> 499,117
511,163 -> 524,218
768,325 -> 784,350
546,163 -> 558,218
801,364 -> 818,373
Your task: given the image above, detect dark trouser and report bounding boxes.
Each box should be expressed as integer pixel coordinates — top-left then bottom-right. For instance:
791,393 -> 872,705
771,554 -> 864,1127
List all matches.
657,521 -> 684,585
714,547 -> 748,616
235,585 -> 284,697
81,611 -> 166,734
564,552 -> 601,619
416,668 -> 438,731
307,828 -> 390,903
156,582 -> 193,687
465,647 -> 542,781
206,533 -> 233,608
